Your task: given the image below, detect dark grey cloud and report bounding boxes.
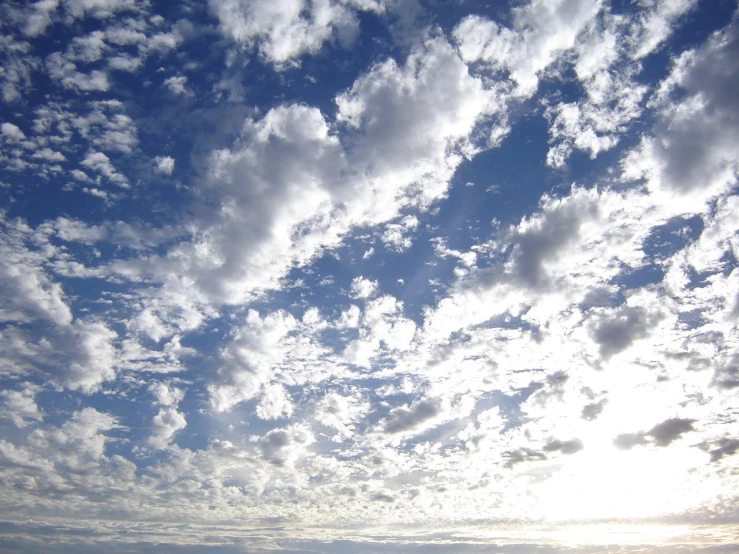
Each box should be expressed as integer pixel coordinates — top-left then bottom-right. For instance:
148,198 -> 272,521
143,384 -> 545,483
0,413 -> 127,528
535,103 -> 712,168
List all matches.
648,418 -> 696,447
581,398 -> 607,421
713,353 -> 739,390
707,438 -> 739,463
589,306 -> 663,358
260,429 -> 290,465
614,418 -> 696,450
546,371 -> 569,387
543,439 -> 583,455
506,200 -> 596,289
370,493 -> 395,503
527,371 -> 569,410
502,447 -> 547,468
384,397 -> 441,434
580,287 -> 620,308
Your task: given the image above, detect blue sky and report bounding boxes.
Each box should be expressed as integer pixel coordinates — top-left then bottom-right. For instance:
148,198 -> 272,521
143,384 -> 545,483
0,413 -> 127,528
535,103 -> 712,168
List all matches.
1,0 -> 739,552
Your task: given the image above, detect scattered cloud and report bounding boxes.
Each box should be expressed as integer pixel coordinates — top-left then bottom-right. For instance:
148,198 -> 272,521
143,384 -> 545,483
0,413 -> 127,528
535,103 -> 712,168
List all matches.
0,1 -> 738,552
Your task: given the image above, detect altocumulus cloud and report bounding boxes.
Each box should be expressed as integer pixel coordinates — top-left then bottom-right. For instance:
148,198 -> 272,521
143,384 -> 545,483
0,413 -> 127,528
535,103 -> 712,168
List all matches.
0,0 -> 738,553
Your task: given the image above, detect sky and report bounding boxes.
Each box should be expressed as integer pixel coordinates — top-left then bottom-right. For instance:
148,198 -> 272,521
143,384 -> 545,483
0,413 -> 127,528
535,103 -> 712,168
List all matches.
0,0 -> 738,552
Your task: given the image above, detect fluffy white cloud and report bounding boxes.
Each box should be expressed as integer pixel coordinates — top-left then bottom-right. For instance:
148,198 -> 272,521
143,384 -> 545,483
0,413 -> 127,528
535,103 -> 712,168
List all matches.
1,122 -> 27,142
628,0 -> 699,59
24,0 -> 61,36
256,383 -> 294,420
381,215 -> 419,252
343,294 -> 416,367
456,0 -> 702,168
258,423 -> 314,466
149,381 -> 185,407
314,388 -> 369,440
123,36 -> 495,325
0,320 -> 118,393
0,36 -> 37,103
0,217 -> 119,392
544,0 -> 703,167
148,407 -> 187,449
209,310 -> 300,411
624,16 -> 739,200
154,155 -> 175,175
0,1 -> 737,550
46,51 -> 109,91
66,30 -> 107,62
0,217 -> 72,326
0,386 -> 43,428
79,105 -> 139,154
209,0 -> 383,65
164,75 -> 189,95
349,276 -> 378,299
334,36 -> 497,205
81,151 -> 129,188
455,0 -> 602,95
30,407 -> 120,469
64,0 -> 138,20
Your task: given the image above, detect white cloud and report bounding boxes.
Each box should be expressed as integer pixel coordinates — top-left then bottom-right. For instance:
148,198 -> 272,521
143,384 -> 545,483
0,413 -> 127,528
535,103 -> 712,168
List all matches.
24,0 -> 61,36
107,54 -> 142,71
336,304 -> 361,329
73,101 -> 139,154
164,75 -> 190,95
133,36 -> 495,319
81,151 -> 129,188
105,25 -> 147,46
149,381 -> 184,407
258,423 -> 314,466
623,14 -> 739,201
381,215 -> 418,252
0,386 -> 43,428
26,407 -> 120,473
154,155 -> 175,175
542,0 -> 702,167
0,320 -> 118,393
32,147 -> 66,161
349,276 -> 378,299
628,0 -> 699,59
1,122 -> 27,142
455,0 -> 702,168
0,36 -> 37,103
46,52 -> 109,91
64,0 -> 138,20
66,31 -> 107,62
0,218 -> 73,326
209,0 -> 383,65
0,217 -> 119,392
433,238 -> 477,268
0,1 -> 738,548
335,36 -> 497,205
54,216 -> 107,243
454,0 -> 602,95
314,388 -> 369,441
147,407 -> 187,449
209,310 -> 299,412
256,383 -> 294,420
343,294 -> 416,367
